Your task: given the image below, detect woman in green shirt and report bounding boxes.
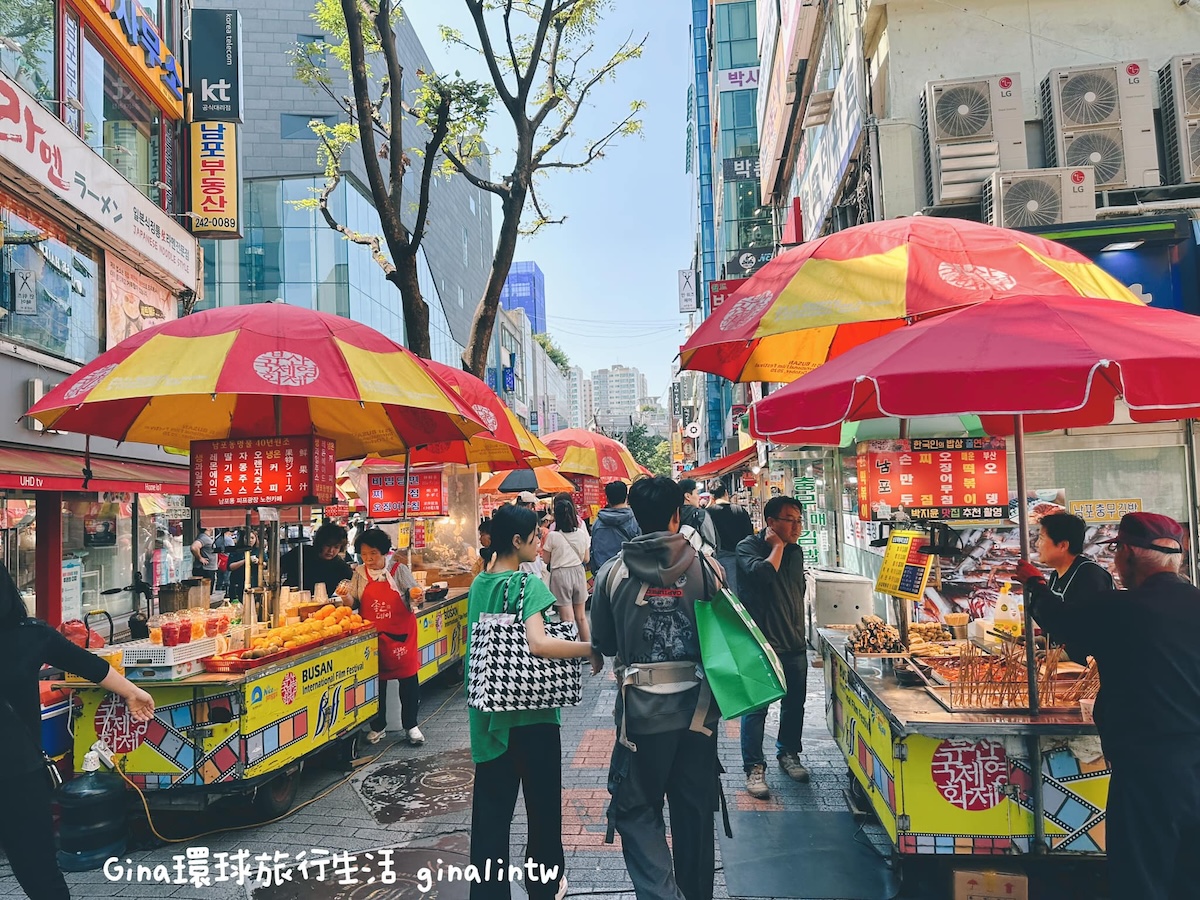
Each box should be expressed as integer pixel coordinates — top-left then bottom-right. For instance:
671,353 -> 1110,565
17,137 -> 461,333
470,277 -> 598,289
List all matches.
467,504 -> 593,900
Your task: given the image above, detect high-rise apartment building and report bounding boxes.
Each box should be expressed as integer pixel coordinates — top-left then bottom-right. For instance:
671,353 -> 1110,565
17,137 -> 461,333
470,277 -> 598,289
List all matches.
567,367 -> 594,430
592,365 -> 648,424
499,261 -> 547,334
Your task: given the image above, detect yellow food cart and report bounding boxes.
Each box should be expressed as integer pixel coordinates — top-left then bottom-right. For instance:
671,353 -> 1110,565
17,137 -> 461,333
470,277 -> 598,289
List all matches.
60,629 -> 379,814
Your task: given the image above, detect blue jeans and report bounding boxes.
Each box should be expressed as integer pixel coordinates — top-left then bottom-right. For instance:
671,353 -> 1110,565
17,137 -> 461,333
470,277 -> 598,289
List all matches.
741,650 -> 808,772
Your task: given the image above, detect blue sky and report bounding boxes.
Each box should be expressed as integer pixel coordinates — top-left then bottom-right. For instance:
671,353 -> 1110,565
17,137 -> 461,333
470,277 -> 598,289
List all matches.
402,1 -> 693,402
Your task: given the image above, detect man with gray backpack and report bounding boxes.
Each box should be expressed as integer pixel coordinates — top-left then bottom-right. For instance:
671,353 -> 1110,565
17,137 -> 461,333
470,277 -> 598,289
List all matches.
590,476 -> 726,900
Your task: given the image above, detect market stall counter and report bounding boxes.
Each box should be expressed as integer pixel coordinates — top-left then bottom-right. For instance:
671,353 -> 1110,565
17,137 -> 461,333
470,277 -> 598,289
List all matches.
414,586 -> 469,684
54,629 -> 379,813
821,629 -> 1110,859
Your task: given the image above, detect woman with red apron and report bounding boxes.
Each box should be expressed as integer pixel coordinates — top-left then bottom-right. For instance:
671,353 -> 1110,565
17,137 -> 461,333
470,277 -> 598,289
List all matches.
338,529 -> 424,745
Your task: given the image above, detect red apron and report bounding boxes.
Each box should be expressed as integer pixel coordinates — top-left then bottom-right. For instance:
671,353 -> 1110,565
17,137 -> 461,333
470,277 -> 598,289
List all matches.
360,575 -> 419,681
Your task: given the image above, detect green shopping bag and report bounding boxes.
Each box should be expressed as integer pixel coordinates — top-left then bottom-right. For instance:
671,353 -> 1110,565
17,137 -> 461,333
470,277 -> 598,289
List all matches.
694,554 -> 787,718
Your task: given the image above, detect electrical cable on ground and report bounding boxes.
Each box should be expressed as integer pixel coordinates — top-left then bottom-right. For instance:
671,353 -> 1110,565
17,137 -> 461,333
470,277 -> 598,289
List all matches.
119,683 -> 462,845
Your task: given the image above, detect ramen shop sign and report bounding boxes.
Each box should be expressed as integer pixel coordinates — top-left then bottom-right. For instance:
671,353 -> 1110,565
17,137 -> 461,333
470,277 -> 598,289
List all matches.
190,436 -> 337,508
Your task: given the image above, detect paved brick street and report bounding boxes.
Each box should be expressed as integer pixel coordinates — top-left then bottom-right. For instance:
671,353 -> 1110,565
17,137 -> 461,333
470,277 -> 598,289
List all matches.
2,654 -> 913,900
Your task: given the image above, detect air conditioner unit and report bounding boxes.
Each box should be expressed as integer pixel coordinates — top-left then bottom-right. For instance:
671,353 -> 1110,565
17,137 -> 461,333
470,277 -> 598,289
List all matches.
922,73 -> 1026,205
982,167 -> 1096,228
1041,61 -> 1159,189
1159,54 -> 1200,184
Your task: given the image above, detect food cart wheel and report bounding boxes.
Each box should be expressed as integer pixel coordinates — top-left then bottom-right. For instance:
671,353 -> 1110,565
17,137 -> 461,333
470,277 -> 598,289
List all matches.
254,770 -> 300,818
848,769 -> 871,811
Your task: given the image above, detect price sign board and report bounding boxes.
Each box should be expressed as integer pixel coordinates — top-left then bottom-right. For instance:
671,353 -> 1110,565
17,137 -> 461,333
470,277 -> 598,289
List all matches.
190,436 -> 336,508
875,530 -> 936,601
324,504 -> 350,519
857,438 -> 1009,522
366,470 -> 448,518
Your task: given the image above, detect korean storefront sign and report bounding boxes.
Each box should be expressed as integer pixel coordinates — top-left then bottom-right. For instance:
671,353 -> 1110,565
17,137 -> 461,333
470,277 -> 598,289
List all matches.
105,253 -> 175,345
727,247 -> 774,277
366,471 -> 448,518
0,72 -> 197,290
708,278 -> 746,312
722,157 -> 762,181
190,10 -> 244,122
189,122 -> 242,238
189,437 -> 337,508
678,269 -> 698,313
856,438 -> 1010,522
1069,499 -> 1142,523
717,67 -> 759,92
76,0 -> 184,118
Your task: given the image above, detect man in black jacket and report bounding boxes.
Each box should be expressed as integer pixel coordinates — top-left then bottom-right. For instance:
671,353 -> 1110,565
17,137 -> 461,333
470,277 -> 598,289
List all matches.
736,495 -> 808,800
706,480 -> 754,594
1021,512 -> 1200,900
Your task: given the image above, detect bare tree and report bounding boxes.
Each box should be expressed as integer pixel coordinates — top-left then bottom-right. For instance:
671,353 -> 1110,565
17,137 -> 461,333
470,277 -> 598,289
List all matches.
442,1 -> 645,375
293,0 -> 491,358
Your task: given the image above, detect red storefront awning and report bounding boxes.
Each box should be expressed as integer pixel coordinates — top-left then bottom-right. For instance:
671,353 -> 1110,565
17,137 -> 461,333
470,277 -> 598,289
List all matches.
685,445 -> 757,481
0,447 -> 188,494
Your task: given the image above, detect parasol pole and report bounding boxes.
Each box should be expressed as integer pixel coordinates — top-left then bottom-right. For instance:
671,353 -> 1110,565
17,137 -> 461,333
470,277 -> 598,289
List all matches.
1014,413 -> 1048,855
403,452 -> 412,570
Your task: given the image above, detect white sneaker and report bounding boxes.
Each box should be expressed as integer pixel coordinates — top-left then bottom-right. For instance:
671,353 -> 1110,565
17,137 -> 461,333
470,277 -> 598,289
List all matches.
406,726 -> 426,745
367,729 -> 386,744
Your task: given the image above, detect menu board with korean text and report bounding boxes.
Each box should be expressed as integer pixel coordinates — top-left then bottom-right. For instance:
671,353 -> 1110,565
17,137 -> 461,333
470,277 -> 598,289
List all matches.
367,470 -> 448,518
190,436 -> 337,508
565,474 -> 603,519
856,438 -> 1009,522
875,530 -> 935,601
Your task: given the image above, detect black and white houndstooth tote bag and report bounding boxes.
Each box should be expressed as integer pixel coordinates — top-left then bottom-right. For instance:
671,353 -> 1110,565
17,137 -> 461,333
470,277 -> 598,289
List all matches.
466,572 -> 583,712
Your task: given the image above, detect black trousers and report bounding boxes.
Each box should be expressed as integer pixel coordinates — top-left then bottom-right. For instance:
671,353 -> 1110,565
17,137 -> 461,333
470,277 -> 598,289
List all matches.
371,675 -> 419,732
469,723 -> 565,900
607,727 -> 718,900
1106,746 -> 1200,900
0,769 -> 70,900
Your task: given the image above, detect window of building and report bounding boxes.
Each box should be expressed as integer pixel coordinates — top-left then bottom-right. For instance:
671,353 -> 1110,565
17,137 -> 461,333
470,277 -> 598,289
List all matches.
458,284 -> 465,307
0,193 -> 101,363
715,1 -> 758,70
0,0 -> 57,109
297,34 -> 327,69
469,194 -> 477,215
280,114 -> 335,140
461,226 -> 469,266
82,32 -> 162,199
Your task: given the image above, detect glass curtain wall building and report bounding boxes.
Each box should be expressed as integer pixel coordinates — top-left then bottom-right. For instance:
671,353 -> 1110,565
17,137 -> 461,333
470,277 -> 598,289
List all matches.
199,175 -> 463,367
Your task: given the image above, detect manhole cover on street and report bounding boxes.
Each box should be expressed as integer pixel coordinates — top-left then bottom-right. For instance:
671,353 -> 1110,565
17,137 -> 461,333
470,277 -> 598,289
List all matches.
252,834 -> 471,900
354,748 -> 475,825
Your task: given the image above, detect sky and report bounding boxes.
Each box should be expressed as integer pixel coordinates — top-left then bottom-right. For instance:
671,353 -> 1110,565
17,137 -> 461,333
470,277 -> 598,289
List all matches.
402,1 -> 694,404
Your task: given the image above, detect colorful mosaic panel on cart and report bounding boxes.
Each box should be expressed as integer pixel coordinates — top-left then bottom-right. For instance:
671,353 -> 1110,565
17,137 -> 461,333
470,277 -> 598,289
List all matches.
1010,748 -> 1110,854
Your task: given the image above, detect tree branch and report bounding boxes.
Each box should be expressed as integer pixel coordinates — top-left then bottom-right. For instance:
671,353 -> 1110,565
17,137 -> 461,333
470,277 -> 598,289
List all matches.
535,105 -> 640,169
339,0 -> 403,248
518,0 -> 556,100
373,1 -> 407,223
465,0 -> 520,118
503,1 -> 522,85
527,182 -> 565,229
444,146 -> 509,195
410,88 -> 453,250
315,163 -> 395,275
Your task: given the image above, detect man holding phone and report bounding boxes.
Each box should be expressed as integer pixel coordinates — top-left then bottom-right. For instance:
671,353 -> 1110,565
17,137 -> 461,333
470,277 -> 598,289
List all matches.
736,496 -> 809,800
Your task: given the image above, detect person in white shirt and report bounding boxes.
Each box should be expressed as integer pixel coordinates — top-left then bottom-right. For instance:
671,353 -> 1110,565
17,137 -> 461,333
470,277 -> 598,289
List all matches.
541,496 -> 591,643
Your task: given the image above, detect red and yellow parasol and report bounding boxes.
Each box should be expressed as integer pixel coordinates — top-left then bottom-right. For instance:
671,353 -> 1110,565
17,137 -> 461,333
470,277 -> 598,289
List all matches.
679,217 -> 1141,383
395,360 -> 556,470
24,304 -> 484,458
541,429 -> 643,480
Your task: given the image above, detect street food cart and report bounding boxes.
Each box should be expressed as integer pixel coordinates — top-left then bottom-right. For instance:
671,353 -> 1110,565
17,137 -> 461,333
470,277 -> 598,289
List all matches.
59,628 -> 379,814
365,463 -> 480,684
822,628 -> 1108,858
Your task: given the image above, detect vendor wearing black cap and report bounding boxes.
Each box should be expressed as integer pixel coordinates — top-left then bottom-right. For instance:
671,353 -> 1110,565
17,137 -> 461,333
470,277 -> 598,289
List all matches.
1017,512 -> 1200,900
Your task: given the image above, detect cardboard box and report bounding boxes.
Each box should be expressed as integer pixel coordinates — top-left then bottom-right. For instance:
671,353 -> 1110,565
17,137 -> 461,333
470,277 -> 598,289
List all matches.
953,869 -> 1028,900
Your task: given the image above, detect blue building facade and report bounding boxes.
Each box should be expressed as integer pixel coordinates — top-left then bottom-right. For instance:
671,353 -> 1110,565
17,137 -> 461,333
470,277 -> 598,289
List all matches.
500,261 -> 547,334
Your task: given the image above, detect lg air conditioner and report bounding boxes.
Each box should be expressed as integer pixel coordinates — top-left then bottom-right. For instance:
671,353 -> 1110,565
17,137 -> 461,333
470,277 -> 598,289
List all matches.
981,167 -> 1096,228
1159,54 -> 1200,184
921,73 -> 1026,205
1041,61 -> 1159,189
